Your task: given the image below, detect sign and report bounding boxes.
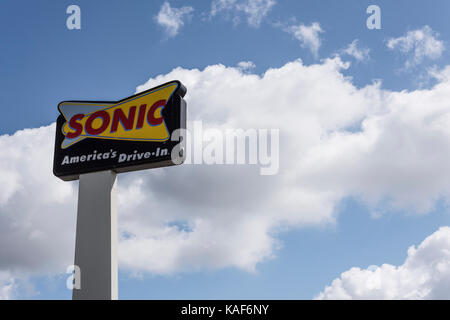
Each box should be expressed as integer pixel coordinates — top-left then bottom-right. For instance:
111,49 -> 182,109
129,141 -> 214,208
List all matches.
53,80 -> 187,181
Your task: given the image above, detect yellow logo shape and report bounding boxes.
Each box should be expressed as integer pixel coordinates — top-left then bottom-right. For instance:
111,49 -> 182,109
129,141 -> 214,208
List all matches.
59,82 -> 179,148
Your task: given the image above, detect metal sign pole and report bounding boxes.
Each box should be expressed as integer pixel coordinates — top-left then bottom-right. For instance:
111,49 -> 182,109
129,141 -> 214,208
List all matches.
53,80 -> 186,299
72,170 -> 118,300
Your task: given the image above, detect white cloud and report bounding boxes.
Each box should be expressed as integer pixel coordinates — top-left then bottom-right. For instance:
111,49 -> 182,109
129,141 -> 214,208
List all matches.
340,40 -> 370,62
387,25 -> 445,69
3,58 -> 450,282
155,2 -> 194,38
211,0 -> 275,27
316,227 -> 450,299
237,60 -> 256,72
211,0 -> 237,15
0,125 -> 77,276
284,22 -> 323,58
126,60 -> 450,273
0,271 -> 17,300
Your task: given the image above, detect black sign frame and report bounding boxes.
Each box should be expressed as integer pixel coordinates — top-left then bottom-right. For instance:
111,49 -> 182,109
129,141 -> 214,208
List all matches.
53,80 -> 187,181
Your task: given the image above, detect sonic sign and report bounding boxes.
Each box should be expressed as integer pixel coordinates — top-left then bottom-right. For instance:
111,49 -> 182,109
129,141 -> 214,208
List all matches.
53,81 -> 187,181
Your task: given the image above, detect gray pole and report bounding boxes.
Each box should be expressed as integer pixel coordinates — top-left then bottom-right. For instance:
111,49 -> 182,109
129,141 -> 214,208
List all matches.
72,170 -> 118,300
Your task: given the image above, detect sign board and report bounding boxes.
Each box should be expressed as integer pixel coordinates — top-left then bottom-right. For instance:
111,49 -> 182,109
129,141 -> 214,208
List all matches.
53,80 -> 187,181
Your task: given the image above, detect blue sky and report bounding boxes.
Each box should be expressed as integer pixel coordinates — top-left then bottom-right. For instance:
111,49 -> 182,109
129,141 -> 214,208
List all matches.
2,0 -> 450,300
2,0 -> 450,135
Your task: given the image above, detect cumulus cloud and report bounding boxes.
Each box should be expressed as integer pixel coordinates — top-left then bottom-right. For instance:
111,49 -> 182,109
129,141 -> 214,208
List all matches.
125,59 -> 450,273
155,2 -> 194,38
211,0 -> 275,27
317,227 -> 450,299
0,125 -> 77,297
3,57 -> 450,284
0,125 -> 76,274
284,22 -> 323,58
340,40 -> 370,62
387,25 -> 445,69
